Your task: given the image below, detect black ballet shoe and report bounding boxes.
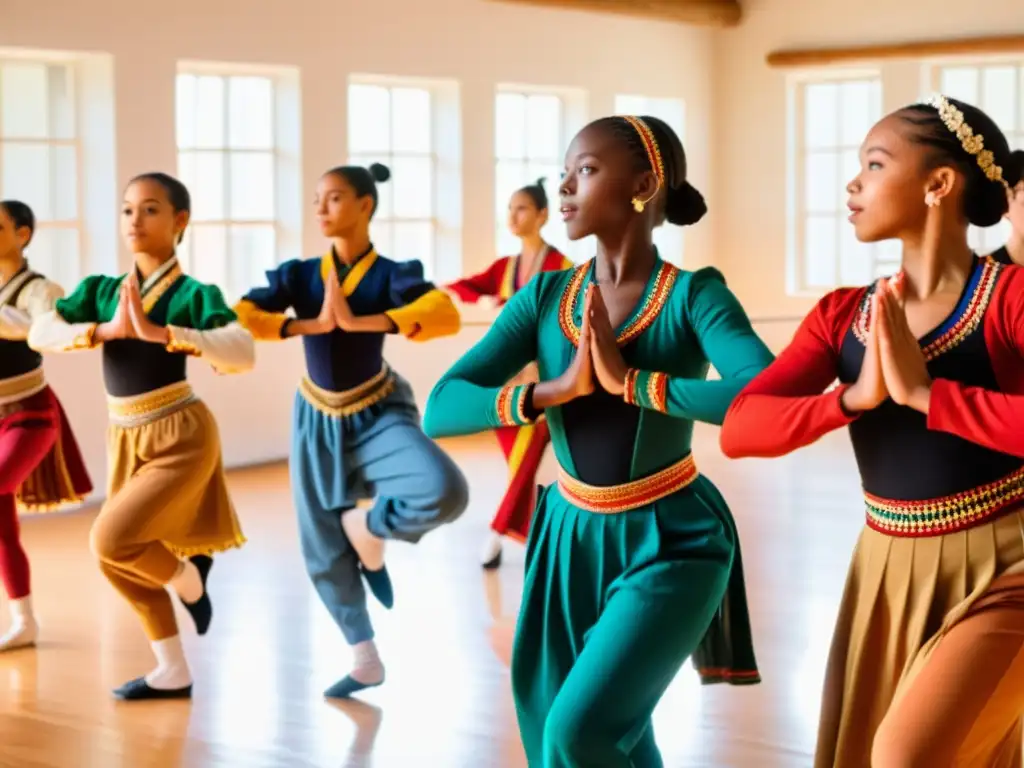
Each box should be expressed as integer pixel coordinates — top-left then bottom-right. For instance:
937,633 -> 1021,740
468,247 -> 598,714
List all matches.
482,549 -> 502,570
113,676 -> 192,701
181,555 -> 214,635
323,673 -> 385,700
360,564 -> 394,609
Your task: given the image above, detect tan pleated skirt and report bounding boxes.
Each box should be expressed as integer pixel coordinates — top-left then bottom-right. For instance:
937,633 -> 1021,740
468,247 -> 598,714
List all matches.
105,383 -> 246,559
815,509 -> 1024,767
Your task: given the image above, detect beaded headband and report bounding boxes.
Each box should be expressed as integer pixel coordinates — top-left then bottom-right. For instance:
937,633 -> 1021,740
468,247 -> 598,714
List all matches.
926,93 -> 1008,190
621,116 -> 666,189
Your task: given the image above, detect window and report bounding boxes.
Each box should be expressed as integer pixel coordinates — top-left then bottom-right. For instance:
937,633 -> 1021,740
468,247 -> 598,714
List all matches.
930,62 -> 1024,254
494,87 -> 589,263
176,70 -> 280,300
0,59 -> 82,287
495,91 -> 563,259
788,74 -> 897,293
348,82 -> 438,277
614,95 -> 686,266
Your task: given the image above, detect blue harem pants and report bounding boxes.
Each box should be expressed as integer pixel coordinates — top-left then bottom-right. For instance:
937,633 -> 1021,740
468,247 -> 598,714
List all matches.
290,373 -> 469,644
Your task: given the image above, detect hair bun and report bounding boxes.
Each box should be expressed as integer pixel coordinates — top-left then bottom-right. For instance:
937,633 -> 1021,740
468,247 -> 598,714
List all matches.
534,177 -> 546,188
665,182 -> 707,227
1006,150 -> 1024,189
369,163 -> 390,183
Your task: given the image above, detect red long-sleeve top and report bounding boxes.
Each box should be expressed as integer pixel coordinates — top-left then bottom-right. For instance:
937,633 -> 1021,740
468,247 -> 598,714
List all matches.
720,258 -> 1024,467
446,249 -> 571,304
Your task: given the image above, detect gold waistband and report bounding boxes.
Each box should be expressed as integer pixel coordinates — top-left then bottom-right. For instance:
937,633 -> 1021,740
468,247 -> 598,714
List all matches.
299,366 -> 396,418
865,465 -> 1024,537
557,454 -> 699,514
107,381 -> 196,427
0,367 -> 45,405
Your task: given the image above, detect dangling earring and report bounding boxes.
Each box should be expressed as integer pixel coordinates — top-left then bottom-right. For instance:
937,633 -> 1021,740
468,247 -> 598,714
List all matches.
632,197 -> 645,213
924,191 -> 940,208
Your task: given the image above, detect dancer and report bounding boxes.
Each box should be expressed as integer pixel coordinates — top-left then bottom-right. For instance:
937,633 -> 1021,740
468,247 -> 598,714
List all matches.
28,172 -> 253,700
0,200 -> 92,651
446,178 -> 572,569
721,96 -> 1024,767
989,150 -> 1024,265
233,162 -> 468,700
423,116 -> 774,766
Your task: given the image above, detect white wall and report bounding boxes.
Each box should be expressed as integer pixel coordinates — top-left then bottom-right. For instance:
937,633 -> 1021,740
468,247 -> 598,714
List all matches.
713,0 -> 1024,318
5,0 -> 718,498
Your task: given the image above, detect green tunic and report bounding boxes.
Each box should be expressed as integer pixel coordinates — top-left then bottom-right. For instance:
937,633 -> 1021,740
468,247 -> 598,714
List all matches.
423,257 -> 774,768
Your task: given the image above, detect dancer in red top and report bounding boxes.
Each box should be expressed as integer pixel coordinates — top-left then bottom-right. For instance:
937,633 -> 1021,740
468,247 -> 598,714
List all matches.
0,200 -> 91,651
721,97 -> 1024,767
447,178 -> 572,568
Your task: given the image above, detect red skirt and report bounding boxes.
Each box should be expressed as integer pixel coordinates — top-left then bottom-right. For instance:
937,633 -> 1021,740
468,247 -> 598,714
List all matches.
0,386 -> 92,512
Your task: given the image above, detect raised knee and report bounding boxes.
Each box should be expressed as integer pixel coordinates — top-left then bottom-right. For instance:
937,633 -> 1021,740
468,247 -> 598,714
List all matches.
89,516 -> 121,563
429,464 -> 469,524
871,716 -> 936,768
543,708 -> 597,764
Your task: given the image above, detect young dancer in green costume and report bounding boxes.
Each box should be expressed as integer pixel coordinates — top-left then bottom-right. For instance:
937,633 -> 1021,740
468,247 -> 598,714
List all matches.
423,115 -> 774,766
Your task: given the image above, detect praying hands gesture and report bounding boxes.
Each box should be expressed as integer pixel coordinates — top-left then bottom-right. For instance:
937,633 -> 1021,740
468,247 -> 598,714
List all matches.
876,276 -> 932,412
94,274 -> 169,345
588,285 -> 628,396
840,275 -> 932,415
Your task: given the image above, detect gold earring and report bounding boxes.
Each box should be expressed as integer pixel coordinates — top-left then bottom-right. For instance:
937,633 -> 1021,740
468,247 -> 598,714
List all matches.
632,197 -> 645,213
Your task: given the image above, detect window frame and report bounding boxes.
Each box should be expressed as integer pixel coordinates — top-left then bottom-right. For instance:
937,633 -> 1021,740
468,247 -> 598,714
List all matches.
174,62 -> 286,300
493,83 -> 588,264
346,76 -> 445,279
785,68 -> 895,296
0,53 -> 85,287
924,56 -> 1024,256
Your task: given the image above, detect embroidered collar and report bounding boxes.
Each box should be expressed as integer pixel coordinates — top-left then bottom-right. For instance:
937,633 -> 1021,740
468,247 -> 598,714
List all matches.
852,255 -> 1002,361
134,256 -> 183,314
0,262 -> 35,309
558,257 -> 678,347
320,244 -> 379,296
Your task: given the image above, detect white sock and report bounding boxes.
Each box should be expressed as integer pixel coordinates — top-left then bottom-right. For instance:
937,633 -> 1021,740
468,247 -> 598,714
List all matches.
144,635 -> 192,690
341,508 -> 386,571
0,596 -> 38,652
167,559 -> 203,603
350,639 -> 384,685
480,532 -> 503,564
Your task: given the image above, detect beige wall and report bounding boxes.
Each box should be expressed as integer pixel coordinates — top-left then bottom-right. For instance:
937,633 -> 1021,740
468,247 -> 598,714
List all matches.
713,0 -> 1024,318
4,0 -> 716,497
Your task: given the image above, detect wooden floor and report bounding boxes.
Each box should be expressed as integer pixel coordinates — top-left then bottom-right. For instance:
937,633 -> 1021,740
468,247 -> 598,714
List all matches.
0,424 -> 868,768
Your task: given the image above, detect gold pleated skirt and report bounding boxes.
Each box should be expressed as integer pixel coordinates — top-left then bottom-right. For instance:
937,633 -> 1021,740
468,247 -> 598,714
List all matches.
105,382 -> 246,558
815,509 -> 1024,767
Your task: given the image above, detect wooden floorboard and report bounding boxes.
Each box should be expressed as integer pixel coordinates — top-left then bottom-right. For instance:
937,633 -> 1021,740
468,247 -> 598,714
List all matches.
0,424 -> 869,767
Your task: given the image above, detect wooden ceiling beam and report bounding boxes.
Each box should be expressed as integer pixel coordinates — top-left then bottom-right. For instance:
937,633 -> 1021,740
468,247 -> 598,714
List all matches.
767,34 -> 1024,68
484,0 -> 742,28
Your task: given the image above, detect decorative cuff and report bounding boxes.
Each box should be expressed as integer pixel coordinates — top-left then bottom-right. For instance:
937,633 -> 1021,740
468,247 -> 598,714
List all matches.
166,326 -> 202,357
233,300 -> 288,342
69,323 -> 99,351
386,290 -> 461,342
495,383 -> 535,427
624,369 -> 668,413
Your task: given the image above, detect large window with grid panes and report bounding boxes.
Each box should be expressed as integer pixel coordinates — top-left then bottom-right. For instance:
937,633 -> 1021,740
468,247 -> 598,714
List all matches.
0,58 -> 82,287
494,87 -> 590,264
928,61 -> 1024,255
175,69 -> 284,301
347,81 -> 439,278
787,73 -> 900,294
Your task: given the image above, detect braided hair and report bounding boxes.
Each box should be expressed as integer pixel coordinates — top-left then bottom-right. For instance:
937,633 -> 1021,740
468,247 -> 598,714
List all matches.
588,115 -> 707,226
898,97 -> 1021,228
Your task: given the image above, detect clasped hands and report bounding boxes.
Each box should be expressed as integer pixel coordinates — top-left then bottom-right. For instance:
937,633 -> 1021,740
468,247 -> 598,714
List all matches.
842,274 -> 933,415
556,284 -> 629,402
94,273 -> 169,345
313,270 -> 357,333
